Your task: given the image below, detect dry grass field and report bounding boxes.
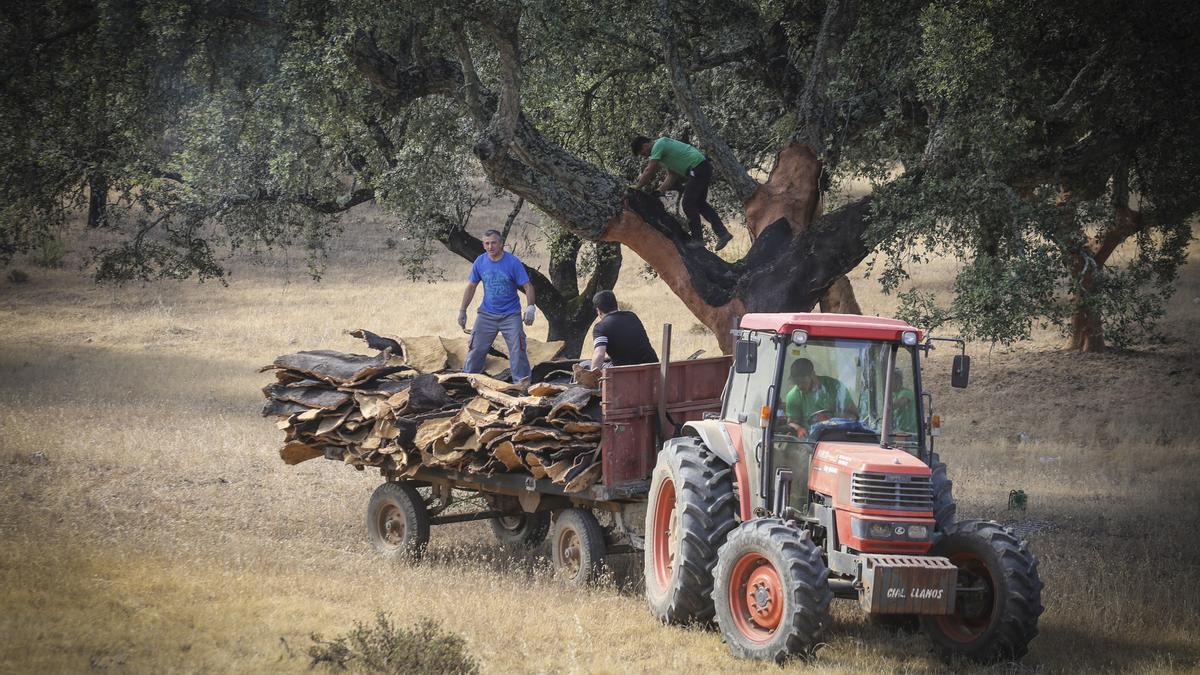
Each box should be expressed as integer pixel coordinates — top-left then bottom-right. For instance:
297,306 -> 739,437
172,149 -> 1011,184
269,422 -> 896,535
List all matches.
1,203 -> 1198,673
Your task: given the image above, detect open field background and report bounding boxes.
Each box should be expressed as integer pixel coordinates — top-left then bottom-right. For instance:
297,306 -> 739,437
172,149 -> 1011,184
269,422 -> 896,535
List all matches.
1,201 -> 1198,673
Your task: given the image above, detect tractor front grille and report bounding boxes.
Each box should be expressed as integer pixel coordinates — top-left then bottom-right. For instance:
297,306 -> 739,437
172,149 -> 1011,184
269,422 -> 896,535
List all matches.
851,472 -> 933,511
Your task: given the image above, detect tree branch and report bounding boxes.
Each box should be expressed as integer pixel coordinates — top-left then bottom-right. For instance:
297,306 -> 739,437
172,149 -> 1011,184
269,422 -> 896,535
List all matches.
293,188 -> 377,214
451,24 -> 490,125
479,8 -> 523,152
501,196 -> 524,242
658,0 -> 760,203
345,29 -> 463,109
1046,44 -> 1112,120
792,0 -> 859,158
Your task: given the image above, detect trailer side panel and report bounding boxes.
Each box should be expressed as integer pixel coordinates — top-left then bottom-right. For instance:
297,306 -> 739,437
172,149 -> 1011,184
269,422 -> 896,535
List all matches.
600,357 -> 731,488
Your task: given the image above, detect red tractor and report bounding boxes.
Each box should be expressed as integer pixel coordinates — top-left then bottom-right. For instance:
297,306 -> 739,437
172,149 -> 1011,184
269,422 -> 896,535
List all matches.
643,313 -> 1043,663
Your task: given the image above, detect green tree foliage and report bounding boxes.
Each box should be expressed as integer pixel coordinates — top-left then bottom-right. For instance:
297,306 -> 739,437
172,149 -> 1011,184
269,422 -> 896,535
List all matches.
2,0 -> 1196,352
861,1 -> 1200,350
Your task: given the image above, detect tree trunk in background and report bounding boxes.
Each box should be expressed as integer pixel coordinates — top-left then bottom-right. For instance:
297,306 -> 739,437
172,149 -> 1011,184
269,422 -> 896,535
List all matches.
87,173 -> 108,228
1061,178 -> 1144,353
1066,303 -> 1105,352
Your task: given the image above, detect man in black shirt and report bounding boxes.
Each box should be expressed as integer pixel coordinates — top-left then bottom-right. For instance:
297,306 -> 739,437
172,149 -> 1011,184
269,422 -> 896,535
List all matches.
590,290 -> 659,367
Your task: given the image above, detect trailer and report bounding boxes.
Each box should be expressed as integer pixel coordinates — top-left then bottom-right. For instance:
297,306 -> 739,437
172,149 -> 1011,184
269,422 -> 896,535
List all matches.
366,351 -> 731,584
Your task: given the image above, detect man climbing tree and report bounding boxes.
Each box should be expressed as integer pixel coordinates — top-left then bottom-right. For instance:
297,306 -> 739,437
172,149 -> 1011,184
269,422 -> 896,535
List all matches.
631,135 -> 733,251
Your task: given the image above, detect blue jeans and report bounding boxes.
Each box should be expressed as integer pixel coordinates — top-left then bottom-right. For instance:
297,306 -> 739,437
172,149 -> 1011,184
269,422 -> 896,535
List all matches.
464,311 -> 531,381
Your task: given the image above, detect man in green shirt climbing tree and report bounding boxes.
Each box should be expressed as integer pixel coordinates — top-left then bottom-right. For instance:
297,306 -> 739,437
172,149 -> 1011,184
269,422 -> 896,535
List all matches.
631,135 -> 734,250
784,358 -> 859,436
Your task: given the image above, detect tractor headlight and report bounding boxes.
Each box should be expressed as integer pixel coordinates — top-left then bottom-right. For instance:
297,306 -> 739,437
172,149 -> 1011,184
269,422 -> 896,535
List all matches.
907,524 -> 929,539
868,522 -> 891,539
901,331 -> 918,346
791,329 -> 808,346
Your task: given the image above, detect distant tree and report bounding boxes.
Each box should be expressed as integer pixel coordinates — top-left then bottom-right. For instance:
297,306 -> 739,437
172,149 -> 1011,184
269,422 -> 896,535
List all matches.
865,0 -> 1200,351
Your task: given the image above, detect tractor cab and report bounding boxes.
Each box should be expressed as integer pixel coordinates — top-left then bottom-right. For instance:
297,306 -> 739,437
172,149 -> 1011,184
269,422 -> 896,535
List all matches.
723,313 -> 948,522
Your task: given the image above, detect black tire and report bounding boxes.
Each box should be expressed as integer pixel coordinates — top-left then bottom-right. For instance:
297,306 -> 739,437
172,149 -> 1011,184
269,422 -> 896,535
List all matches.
919,519 -> 1043,663
490,511 -> 551,550
929,452 -> 957,533
551,508 -> 606,585
713,519 -> 833,663
366,481 -> 430,561
643,439 -> 738,624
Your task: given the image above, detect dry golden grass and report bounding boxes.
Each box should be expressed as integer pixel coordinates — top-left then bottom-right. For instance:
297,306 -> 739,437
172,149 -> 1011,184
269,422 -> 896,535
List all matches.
1,206 -> 1198,673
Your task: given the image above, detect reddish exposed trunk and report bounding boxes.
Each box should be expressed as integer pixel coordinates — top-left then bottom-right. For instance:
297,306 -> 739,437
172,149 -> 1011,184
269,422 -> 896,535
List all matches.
1062,186 -> 1144,353
1066,249 -> 1106,352
742,143 -> 863,315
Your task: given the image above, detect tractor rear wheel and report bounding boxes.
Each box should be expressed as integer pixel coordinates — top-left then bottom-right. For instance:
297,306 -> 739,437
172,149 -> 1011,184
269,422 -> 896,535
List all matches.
713,519 -> 833,663
551,508 -> 605,585
366,481 -> 430,561
919,519 -> 1043,662
491,511 -> 551,550
644,439 -> 738,624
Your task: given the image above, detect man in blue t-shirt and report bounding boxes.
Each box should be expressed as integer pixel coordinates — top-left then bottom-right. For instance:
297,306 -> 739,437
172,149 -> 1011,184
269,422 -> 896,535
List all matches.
458,229 -> 537,382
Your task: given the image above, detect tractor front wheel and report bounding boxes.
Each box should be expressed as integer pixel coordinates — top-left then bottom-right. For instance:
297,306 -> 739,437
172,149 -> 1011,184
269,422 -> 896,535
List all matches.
713,519 -> 833,663
920,519 -> 1043,662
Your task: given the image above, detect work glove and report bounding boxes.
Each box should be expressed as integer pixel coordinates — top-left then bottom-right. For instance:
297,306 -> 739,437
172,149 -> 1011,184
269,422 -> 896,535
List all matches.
523,305 -> 536,326
457,308 -> 468,330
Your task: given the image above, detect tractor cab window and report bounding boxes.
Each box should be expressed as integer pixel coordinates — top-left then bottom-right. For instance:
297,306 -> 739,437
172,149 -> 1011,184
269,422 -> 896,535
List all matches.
773,338 -> 920,449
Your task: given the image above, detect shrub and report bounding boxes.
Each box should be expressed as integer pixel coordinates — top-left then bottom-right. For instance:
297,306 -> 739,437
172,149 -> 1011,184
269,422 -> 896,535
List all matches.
33,235 -> 68,268
308,613 -> 479,674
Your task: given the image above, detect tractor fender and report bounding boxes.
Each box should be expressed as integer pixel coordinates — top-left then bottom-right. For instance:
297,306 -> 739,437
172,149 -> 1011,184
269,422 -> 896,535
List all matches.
681,419 -> 753,521
681,420 -> 738,468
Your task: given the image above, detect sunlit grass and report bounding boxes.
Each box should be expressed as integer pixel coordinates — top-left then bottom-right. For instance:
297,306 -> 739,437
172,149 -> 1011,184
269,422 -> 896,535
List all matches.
1,208 -> 1198,672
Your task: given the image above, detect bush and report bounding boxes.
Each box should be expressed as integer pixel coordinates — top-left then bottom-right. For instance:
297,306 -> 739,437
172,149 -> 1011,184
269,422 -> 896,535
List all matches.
309,613 -> 479,674
7,269 -> 29,283
33,235 -> 68,268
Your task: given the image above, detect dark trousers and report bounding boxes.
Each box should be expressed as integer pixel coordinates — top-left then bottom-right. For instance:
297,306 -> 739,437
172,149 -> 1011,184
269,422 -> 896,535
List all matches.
682,159 -> 730,240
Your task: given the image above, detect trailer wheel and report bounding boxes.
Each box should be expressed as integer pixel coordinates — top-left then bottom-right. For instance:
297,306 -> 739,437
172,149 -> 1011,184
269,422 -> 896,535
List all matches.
920,519 -> 1043,663
929,452 -> 957,532
713,519 -> 833,663
551,509 -> 605,585
491,511 -> 551,550
366,481 -> 430,561
644,439 -> 737,625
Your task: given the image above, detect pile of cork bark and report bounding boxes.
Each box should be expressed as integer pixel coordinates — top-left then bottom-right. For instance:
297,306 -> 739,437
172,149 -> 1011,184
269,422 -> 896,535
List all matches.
260,329 -> 605,492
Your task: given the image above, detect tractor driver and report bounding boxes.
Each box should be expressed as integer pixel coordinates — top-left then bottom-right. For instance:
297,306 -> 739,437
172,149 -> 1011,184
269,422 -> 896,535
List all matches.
784,358 -> 858,436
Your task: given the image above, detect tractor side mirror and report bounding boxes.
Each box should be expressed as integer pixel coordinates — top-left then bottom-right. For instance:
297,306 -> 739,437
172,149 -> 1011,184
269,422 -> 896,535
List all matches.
734,339 -> 758,373
951,354 -> 971,389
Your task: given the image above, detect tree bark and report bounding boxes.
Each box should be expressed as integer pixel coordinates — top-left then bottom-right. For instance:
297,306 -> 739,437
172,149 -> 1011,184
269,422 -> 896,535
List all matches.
87,173 -> 108,228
